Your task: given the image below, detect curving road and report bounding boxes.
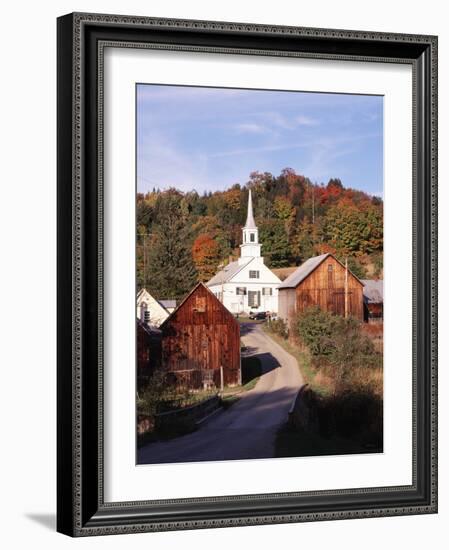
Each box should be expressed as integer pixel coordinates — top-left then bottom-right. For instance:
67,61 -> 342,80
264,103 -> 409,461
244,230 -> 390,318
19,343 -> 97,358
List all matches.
138,322 -> 304,464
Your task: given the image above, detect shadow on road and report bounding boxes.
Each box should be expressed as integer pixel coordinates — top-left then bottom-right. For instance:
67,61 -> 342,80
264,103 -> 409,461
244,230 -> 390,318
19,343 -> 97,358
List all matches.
239,321 -> 265,336
253,352 -> 280,375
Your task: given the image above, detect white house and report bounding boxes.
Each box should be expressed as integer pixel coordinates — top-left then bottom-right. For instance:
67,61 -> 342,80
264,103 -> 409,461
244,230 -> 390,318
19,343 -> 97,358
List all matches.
136,288 -> 170,327
206,190 -> 281,314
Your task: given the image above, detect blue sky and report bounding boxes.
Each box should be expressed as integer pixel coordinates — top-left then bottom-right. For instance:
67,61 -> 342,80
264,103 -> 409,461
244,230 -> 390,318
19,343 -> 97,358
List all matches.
137,84 -> 383,196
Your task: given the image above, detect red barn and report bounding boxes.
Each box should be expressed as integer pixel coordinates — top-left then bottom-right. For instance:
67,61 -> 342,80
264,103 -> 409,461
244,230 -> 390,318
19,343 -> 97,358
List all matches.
160,283 -> 241,389
278,253 -> 364,323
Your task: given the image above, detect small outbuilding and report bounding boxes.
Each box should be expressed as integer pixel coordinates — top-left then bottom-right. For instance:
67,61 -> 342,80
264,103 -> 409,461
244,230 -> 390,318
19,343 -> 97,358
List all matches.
137,319 -> 162,392
278,253 -> 364,323
160,282 -> 241,389
361,279 -> 383,322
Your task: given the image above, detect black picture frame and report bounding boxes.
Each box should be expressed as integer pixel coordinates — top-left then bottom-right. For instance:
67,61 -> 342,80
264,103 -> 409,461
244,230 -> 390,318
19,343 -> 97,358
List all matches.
57,12 -> 438,537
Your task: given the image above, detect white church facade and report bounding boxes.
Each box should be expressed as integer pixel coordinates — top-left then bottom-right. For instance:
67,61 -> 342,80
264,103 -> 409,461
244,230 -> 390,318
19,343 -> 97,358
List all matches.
206,190 -> 281,315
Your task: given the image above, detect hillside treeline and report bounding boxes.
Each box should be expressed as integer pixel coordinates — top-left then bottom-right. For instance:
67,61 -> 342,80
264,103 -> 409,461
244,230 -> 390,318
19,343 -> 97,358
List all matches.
137,168 -> 383,300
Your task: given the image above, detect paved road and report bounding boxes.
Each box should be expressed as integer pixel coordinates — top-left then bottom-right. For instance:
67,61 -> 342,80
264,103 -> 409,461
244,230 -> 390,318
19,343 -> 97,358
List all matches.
138,323 -> 304,464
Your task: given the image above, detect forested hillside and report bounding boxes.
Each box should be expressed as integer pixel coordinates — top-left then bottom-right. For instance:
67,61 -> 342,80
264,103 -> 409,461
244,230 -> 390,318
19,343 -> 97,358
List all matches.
137,168 -> 383,300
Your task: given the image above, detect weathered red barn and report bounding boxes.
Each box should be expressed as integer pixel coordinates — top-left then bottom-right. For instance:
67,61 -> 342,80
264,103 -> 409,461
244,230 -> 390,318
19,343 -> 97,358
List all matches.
278,253 -> 364,323
137,319 -> 161,391
160,283 -> 241,389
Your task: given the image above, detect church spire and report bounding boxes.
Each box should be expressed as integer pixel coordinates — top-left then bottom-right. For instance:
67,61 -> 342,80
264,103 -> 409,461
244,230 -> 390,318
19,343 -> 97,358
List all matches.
239,189 -> 261,262
244,189 -> 257,229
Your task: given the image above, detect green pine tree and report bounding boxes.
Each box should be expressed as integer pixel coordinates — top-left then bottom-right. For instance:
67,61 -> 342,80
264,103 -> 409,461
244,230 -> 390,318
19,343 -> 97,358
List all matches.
146,195 -> 197,300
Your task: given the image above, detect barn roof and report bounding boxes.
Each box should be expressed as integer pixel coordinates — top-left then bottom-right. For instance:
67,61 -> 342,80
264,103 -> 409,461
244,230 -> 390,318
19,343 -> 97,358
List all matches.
159,282 -> 238,329
206,258 -> 252,287
278,253 -> 364,289
278,254 -> 330,288
361,279 -> 383,303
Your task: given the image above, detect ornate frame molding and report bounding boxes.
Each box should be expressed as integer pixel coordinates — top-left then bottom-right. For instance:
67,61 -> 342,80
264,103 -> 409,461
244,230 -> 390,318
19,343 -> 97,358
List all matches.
57,12 -> 437,537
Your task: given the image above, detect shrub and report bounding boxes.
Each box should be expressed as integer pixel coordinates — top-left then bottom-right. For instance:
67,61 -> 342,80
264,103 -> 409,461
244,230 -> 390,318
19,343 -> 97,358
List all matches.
294,306 -> 375,359
137,370 -> 192,417
266,318 -> 289,339
137,370 -> 168,416
293,306 -> 339,356
285,307 -> 383,450
293,306 -> 381,394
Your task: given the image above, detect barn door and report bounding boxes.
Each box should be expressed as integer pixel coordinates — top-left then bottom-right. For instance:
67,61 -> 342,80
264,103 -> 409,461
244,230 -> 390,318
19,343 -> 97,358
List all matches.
332,290 -> 353,317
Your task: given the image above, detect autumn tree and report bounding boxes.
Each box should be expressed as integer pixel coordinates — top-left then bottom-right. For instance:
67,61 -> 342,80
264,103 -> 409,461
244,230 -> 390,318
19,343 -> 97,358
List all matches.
136,168 -> 383,283
192,234 -> 221,282
258,219 -> 290,267
323,201 -> 383,256
290,216 -> 318,263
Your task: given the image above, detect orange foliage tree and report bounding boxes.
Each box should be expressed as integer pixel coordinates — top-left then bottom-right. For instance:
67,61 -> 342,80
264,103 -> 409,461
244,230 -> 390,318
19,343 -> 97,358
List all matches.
192,233 -> 221,282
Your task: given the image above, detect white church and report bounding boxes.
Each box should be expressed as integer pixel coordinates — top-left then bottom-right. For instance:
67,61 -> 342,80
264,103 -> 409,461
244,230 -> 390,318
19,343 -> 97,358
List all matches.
207,190 -> 281,315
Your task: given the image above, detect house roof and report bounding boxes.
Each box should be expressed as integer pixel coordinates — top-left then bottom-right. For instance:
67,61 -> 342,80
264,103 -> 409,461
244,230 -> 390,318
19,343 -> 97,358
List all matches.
158,299 -> 176,310
137,288 -> 171,314
361,279 -> 383,303
136,288 -> 148,301
278,253 -> 364,289
206,258 -> 252,287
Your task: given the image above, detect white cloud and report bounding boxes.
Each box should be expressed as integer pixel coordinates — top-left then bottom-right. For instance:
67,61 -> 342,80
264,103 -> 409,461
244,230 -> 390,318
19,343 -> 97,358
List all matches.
233,123 -> 266,134
295,114 -> 319,126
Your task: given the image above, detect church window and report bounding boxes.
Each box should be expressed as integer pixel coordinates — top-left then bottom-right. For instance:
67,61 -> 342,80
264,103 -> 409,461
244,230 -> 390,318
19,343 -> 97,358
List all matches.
250,233 -> 255,242
236,287 -> 247,295
249,270 -> 260,279
262,287 -> 273,296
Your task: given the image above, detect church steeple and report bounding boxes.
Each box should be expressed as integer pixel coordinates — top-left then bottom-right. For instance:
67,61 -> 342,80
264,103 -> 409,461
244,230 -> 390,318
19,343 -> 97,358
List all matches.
244,188 -> 257,229
239,189 -> 261,262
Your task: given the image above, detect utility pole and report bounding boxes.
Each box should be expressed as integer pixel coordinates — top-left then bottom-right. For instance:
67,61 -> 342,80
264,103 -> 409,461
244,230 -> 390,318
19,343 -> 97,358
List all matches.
312,183 -> 315,225
344,257 -> 348,318
143,234 -> 146,289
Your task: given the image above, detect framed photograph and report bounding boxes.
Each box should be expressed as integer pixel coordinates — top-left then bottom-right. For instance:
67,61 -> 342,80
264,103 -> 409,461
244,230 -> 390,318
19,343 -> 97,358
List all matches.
57,12 -> 438,536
